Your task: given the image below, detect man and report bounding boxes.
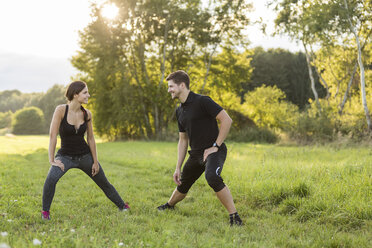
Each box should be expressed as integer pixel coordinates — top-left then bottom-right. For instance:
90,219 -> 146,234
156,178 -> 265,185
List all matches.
157,70 -> 242,226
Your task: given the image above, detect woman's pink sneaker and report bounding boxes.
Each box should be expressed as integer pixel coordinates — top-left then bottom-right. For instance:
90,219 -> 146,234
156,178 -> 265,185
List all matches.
120,203 -> 130,212
41,211 -> 50,220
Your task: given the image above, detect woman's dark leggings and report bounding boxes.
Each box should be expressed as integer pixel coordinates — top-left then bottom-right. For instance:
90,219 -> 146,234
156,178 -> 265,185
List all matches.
42,152 -> 125,211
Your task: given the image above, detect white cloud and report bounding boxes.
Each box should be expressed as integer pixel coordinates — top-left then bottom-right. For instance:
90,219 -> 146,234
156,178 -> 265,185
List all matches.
0,0 -> 92,58
246,0 -> 301,52
0,52 -> 74,92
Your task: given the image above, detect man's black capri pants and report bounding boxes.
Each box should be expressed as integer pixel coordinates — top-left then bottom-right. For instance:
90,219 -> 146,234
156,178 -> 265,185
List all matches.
177,143 -> 227,193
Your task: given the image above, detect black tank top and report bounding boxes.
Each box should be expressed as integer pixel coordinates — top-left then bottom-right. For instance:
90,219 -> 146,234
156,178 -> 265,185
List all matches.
57,105 -> 90,156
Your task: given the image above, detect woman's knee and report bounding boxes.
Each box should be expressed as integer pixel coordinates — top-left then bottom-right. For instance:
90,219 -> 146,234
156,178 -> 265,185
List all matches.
45,169 -> 62,185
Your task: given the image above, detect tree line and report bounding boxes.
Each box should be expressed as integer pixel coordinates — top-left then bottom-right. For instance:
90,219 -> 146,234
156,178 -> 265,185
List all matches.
71,0 -> 370,142
0,85 -> 66,134
1,0 -> 370,142
0,46 -> 324,140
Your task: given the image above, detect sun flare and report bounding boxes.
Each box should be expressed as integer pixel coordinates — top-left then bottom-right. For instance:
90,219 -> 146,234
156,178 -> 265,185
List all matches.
101,4 -> 119,19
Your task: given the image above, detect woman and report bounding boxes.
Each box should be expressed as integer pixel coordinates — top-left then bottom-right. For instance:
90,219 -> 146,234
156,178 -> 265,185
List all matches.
41,81 -> 129,220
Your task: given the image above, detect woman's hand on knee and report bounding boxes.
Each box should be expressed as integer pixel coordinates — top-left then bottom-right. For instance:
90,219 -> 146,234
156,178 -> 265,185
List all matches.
51,159 -> 65,172
92,162 -> 100,177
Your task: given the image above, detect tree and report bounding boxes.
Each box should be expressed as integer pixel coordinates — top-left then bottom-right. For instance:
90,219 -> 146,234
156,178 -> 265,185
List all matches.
35,84 -> 66,125
0,111 -> 12,129
273,0 -> 372,131
72,0 -> 252,140
244,47 -> 326,108
197,0 -> 251,93
273,0 -> 324,110
242,85 -> 299,130
12,107 -> 46,134
0,90 -> 42,113
341,0 -> 371,131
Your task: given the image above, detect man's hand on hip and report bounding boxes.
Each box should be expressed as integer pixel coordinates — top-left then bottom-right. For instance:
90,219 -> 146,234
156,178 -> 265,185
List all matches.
203,146 -> 218,162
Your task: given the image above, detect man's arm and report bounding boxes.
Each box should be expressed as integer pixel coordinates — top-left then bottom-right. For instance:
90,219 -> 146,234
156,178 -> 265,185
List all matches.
203,110 -> 232,162
215,110 -> 232,146
173,132 -> 188,185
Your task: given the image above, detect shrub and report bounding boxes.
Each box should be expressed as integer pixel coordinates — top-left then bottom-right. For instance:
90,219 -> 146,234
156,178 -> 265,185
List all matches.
0,111 -> 12,129
242,85 -> 299,131
228,126 -> 278,143
289,101 -> 335,143
12,107 -> 46,134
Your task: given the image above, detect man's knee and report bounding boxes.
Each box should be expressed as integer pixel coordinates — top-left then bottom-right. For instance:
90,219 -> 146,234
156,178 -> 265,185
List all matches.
205,171 -> 225,192
176,184 -> 191,194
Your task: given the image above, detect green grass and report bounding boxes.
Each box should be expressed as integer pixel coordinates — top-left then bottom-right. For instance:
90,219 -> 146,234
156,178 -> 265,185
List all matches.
0,136 -> 371,247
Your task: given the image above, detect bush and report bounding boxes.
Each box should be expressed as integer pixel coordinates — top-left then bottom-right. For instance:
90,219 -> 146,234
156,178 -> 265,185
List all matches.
0,111 -> 12,129
291,113 -> 334,143
228,126 -> 278,143
242,85 -> 299,130
12,107 -> 46,134
289,101 -> 335,143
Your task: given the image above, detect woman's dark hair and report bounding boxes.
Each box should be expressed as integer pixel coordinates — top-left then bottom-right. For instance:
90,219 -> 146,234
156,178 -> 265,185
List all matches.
65,81 -> 90,122
166,70 -> 190,89
65,81 -> 87,101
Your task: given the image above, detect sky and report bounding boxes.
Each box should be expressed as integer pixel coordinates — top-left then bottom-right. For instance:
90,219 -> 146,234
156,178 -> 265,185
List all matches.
0,0 -> 301,93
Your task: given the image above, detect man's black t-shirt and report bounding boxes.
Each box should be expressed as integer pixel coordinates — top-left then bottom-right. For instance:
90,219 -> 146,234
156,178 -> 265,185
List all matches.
176,91 -> 223,151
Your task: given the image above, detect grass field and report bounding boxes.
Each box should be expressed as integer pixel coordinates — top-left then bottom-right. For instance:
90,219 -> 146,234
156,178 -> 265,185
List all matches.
0,136 -> 371,247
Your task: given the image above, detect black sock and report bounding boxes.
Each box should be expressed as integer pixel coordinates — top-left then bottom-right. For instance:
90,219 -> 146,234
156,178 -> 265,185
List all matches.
234,212 -> 242,225
229,212 -> 243,226
164,202 -> 174,208
229,213 -> 235,225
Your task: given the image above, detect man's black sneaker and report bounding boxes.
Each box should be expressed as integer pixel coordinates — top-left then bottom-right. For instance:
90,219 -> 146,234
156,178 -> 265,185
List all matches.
157,202 -> 174,211
230,212 -> 243,226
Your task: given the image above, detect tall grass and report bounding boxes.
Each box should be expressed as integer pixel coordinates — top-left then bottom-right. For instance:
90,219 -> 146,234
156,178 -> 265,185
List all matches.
0,136 -> 371,247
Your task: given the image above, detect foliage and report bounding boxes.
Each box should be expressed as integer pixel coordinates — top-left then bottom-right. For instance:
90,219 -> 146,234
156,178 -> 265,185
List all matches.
0,90 -> 42,113
310,43 -> 372,139
0,85 -> 66,131
228,126 -> 278,143
35,84 -> 66,125
289,102 -> 335,143
241,85 -> 299,131
0,111 -> 12,129
203,47 -> 253,98
198,47 -> 257,131
71,0 -> 251,140
334,95 -> 372,139
11,107 -> 46,134
272,0 -> 372,132
245,47 -> 326,108
0,139 -> 371,247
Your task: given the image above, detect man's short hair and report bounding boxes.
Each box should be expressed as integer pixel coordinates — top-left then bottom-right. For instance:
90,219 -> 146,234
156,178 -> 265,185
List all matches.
166,70 -> 190,89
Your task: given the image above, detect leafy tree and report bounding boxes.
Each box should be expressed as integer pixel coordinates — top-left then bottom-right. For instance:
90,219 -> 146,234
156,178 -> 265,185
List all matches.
0,111 -> 12,129
0,90 -> 43,113
197,0 -> 251,93
12,107 -> 46,134
272,0 -> 372,131
72,0 -> 252,140
242,85 -> 299,130
244,47 -> 326,108
35,84 -> 66,125
273,0 -> 325,109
